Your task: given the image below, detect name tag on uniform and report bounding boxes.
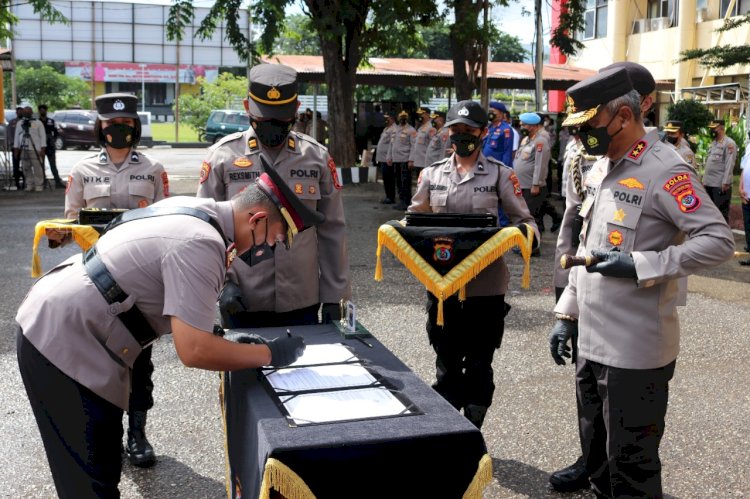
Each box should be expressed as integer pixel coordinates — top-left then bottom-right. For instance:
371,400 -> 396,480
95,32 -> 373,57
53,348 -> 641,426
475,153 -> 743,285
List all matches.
579,196 -> 595,219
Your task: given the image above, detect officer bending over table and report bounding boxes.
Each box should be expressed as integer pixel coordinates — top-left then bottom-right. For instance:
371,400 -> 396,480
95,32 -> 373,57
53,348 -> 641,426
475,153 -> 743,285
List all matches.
407,100 -> 539,429
549,67 -> 734,498
15,165 -> 321,498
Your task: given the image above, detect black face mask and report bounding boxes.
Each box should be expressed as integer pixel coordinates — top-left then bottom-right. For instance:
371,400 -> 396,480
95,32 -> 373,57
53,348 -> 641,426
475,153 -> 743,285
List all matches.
239,217 -> 277,266
399,118 -> 407,125
578,112 -> 622,156
431,120 -> 438,128
710,130 -> 718,138
251,118 -> 293,147
520,128 -> 530,137
665,135 -> 679,145
450,133 -> 481,157
103,124 -> 135,149
488,112 -> 496,122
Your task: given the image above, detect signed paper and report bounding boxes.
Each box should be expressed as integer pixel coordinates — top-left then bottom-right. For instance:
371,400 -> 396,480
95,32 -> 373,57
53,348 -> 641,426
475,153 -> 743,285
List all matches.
280,387 -> 412,424
265,364 -> 377,392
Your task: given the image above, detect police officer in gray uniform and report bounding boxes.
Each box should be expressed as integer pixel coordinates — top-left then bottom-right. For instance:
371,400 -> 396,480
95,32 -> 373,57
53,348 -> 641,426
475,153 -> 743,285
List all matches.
16,166 -> 320,498
408,100 -> 539,429
549,68 -> 734,498
703,119 -> 737,223
56,93 -> 169,468
514,112 -> 551,247
424,111 -> 450,166
386,110 -> 416,210
197,63 -> 351,329
408,107 -> 434,172
376,112 -> 397,204
663,120 -> 696,169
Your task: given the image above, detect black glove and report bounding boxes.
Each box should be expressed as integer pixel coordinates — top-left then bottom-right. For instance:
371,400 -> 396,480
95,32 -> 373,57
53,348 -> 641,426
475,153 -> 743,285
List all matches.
267,335 -> 306,367
587,248 -> 637,279
321,302 -> 342,324
549,319 -> 578,366
223,331 -> 268,345
219,282 -> 247,327
515,223 -> 538,250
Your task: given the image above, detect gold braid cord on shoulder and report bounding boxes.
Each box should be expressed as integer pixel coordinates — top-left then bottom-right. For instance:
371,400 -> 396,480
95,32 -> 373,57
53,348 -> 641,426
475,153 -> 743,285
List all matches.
375,223 -> 533,326
31,220 -> 101,278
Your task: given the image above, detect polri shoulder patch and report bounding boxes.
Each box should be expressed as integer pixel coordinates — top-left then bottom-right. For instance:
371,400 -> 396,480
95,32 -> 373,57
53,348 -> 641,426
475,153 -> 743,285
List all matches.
509,171 -> 522,197
199,161 -> 211,184
328,156 -> 342,190
161,171 -> 170,197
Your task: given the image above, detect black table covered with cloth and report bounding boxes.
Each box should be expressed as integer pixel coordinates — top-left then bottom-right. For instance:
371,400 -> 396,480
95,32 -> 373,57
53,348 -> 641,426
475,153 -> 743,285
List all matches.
221,324 -> 491,499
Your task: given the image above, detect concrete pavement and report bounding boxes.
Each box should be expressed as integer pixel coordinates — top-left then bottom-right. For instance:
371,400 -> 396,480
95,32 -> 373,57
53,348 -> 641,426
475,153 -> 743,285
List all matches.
0,174 -> 748,498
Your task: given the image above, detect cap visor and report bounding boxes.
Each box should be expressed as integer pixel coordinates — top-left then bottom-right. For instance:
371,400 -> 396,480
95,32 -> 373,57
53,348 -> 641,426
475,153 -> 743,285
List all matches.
663,126 -> 679,132
444,117 -> 484,128
98,111 -> 139,120
247,99 -> 297,121
561,106 -> 600,127
707,123 -> 720,128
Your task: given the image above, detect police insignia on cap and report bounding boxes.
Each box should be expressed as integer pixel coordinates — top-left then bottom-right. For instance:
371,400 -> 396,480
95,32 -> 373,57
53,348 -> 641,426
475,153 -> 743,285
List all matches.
566,95 -> 576,112
267,87 -> 281,100
113,99 -> 125,111
458,107 -> 469,116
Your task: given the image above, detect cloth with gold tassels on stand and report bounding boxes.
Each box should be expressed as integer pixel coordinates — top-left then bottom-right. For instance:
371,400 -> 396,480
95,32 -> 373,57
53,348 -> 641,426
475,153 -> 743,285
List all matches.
375,220 -> 533,326
30,220 -> 101,278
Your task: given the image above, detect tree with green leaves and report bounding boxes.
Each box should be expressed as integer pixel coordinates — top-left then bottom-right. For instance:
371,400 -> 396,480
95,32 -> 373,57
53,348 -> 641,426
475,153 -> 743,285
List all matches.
491,32 -> 527,63
678,14 -> 750,69
177,73 -> 247,134
167,0 -> 438,169
666,99 -> 713,137
14,65 -> 90,110
273,14 -> 320,55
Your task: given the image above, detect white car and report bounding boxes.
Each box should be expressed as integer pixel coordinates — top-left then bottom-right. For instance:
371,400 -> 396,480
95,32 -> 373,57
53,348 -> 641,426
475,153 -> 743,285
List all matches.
137,112 -> 153,147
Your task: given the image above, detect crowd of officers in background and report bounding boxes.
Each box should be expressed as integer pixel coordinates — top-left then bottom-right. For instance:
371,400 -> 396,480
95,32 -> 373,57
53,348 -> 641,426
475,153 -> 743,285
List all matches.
367,101 -> 744,240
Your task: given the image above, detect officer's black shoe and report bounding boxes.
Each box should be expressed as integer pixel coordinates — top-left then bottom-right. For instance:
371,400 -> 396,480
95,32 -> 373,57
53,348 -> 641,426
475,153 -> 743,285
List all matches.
550,220 -> 562,233
126,411 -> 156,468
55,179 -> 67,188
531,248 -> 541,257
740,259 -> 750,266
393,202 -> 409,211
380,197 -> 394,204
548,456 -> 590,492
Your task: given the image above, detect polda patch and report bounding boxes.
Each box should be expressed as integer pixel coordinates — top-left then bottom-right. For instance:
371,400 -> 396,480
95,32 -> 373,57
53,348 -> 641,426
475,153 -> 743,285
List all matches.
328,156 -> 342,190
199,161 -> 211,184
663,173 -> 701,213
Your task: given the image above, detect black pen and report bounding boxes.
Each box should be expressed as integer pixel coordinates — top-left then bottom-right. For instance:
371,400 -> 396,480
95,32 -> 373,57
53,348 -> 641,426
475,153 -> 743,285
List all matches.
356,336 -> 373,348
286,328 -> 291,338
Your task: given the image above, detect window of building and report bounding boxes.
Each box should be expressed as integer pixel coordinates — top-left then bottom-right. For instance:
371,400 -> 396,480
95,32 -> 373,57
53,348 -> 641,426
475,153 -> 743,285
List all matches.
647,0 -> 678,27
583,0 -> 608,39
721,0 -> 750,16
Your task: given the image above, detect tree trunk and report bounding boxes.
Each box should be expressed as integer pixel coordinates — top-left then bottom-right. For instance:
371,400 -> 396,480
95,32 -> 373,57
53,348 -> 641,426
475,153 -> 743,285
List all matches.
320,38 -> 358,168
450,0 -> 483,101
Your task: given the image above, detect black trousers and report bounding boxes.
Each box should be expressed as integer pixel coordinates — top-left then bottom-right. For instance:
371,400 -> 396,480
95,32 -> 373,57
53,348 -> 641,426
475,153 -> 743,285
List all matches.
12,150 -> 24,188
380,162 -> 396,201
522,187 -> 548,222
576,357 -> 675,499
394,161 -> 411,205
45,145 -> 62,183
223,303 -> 321,328
128,346 -> 154,413
704,185 -> 731,224
16,326 -> 123,498
426,293 -> 508,410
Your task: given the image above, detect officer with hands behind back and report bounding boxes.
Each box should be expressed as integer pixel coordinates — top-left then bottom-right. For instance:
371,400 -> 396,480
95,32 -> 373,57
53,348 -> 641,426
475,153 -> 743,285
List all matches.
408,100 -> 539,429
16,163 -> 319,498
548,68 -> 734,498
703,119 -> 736,223
38,104 -> 66,188
48,93 -> 170,469
197,63 -> 351,329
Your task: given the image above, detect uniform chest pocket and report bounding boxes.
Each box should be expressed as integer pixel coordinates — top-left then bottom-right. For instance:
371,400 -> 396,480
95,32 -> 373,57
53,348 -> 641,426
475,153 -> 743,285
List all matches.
400,134 -> 410,144
128,182 -> 155,200
83,183 -> 111,203
471,194 -> 498,213
430,192 -> 448,211
290,180 -> 322,201
603,203 -> 642,252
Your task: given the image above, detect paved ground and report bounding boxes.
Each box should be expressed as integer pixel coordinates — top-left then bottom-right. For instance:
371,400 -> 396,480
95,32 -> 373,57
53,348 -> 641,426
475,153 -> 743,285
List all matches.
0,163 -> 748,498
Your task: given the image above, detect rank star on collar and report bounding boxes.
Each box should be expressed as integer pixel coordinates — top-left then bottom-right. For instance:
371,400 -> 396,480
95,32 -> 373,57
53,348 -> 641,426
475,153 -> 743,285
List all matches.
613,208 -> 626,222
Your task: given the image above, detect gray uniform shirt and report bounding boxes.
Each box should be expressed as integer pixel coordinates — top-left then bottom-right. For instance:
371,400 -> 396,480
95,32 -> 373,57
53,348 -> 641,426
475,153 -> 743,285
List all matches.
386,124 -> 416,163
408,122 -> 435,168
16,196 -> 234,410
196,128 -> 351,313
703,136 -> 737,187
554,130 -> 734,369
408,153 -> 539,296
514,132 -> 550,188
424,127 -> 451,166
64,149 -> 169,219
673,137 -> 695,169
376,123 -> 397,163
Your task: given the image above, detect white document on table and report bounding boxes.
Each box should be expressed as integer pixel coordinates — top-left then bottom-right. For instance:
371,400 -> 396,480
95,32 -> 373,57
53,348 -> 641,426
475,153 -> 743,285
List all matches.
265,363 -> 377,392
280,387 -> 412,425
286,343 -> 359,367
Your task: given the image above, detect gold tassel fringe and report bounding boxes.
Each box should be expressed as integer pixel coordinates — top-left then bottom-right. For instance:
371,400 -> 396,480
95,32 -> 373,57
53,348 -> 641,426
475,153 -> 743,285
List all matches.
462,453 -> 493,499
31,220 -> 100,278
374,223 -> 532,325
259,458 -> 316,499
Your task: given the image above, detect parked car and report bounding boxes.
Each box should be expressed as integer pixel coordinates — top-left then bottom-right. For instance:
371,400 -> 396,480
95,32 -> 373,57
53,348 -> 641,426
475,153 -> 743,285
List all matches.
137,112 -> 153,148
204,110 -> 250,144
53,109 -> 98,150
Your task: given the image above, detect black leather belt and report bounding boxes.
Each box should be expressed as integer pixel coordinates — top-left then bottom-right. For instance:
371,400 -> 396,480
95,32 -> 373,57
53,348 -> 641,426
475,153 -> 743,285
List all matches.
83,246 -> 158,348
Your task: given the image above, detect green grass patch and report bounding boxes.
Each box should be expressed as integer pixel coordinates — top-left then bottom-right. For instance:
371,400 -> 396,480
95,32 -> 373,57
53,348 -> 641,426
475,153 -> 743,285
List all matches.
151,122 -> 202,143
